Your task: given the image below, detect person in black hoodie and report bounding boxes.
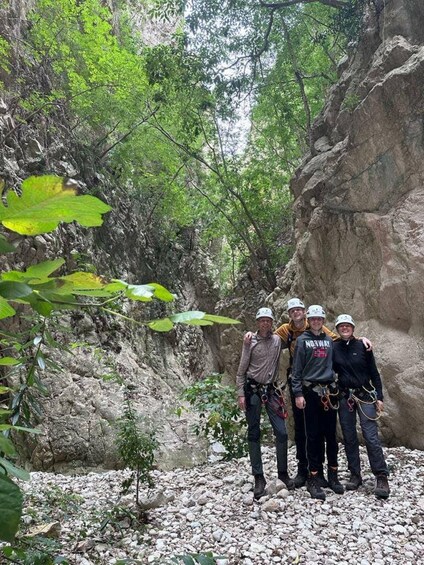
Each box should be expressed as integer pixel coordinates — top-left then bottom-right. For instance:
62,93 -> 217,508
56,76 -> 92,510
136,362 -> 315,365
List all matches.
333,314 -> 390,499
291,305 -> 344,500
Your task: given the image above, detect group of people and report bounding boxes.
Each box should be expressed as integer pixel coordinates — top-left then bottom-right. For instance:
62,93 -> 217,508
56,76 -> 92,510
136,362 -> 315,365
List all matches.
236,298 -> 390,502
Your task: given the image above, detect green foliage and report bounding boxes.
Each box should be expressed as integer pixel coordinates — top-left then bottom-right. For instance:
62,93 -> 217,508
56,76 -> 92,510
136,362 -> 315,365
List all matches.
26,0 -> 148,129
332,0 -> 368,44
2,537 -> 69,565
0,176 -> 111,235
0,175 -> 239,542
179,374 -> 247,459
0,475 -> 23,542
116,398 -> 158,506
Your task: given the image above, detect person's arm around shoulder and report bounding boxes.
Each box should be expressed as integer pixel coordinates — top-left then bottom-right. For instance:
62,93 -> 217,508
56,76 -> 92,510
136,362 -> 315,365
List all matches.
359,336 -> 372,350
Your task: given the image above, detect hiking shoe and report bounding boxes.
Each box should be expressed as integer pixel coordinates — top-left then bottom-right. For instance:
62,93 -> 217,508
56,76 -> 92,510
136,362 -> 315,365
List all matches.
327,468 -> 344,494
293,471 -> 308,489
253,474 -> 266,500
278,472 -> 295,491
316,472 -> 329,488
307,476 -> 326,501
345,473 -> 363,491
374,474 -> 390,499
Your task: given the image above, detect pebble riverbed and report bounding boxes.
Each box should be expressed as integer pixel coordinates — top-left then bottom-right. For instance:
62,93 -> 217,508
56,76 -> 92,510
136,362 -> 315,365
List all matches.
8,445 -> 424,564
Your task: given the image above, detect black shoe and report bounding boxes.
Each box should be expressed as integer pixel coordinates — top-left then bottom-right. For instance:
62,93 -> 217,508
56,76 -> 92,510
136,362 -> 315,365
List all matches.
345,473 -> 363,491
253,474 -> 266,500
316,472 -> 329,488
374,474 -> 390,499
293,471 -> 308,489
327,468 -> 344,494
278,472 -> 295,491
307,476 -> 326,500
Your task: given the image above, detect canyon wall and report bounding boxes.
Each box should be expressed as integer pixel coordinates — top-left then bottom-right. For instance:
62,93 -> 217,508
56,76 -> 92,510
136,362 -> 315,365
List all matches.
270,0 -> 424,449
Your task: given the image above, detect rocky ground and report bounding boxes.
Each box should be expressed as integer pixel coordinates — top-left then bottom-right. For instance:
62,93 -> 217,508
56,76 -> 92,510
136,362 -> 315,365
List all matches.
4,445 -> 424,565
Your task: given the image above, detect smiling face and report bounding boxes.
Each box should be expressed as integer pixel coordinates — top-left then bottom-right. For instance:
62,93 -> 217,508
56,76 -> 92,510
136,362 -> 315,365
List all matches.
288,307 -> 306,325
337,323 -> 354,340
256,317 -> 273,336
308,316 -> 324,334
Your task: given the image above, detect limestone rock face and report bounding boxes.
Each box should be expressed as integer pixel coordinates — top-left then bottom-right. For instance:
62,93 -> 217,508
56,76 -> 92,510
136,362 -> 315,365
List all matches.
273,1 -> 424,450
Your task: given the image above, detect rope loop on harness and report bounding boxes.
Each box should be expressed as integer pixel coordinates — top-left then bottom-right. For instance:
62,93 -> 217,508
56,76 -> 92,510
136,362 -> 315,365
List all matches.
349,384 -> 381,421
316,384 -> 339,411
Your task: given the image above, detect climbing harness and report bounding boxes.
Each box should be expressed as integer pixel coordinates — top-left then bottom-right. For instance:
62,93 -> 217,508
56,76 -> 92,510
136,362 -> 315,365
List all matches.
342,385 -> 381,421
318,384 -> 339,411
245,378 -> 288,419
304,382 -> 339,411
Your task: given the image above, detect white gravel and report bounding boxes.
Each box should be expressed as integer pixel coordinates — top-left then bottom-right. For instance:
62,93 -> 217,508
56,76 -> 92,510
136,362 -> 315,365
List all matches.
10,445 -> 424,564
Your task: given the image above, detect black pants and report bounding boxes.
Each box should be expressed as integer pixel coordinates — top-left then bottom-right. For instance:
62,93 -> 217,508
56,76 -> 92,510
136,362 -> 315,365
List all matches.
289,384 -> 325,475
245,391 -> 288,476
303,388 -> 338,473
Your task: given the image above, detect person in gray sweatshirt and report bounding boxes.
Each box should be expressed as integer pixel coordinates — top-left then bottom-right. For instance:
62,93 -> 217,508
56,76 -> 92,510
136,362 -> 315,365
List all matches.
291,305 -> 344,501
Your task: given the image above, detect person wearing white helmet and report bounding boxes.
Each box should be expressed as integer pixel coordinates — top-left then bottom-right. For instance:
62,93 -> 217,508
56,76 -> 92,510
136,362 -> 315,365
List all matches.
291,305 -> 344,500
333,314 -> 390,498
236,307 -> 295,499
243,298 -> 373,491
274,298 -> 338,488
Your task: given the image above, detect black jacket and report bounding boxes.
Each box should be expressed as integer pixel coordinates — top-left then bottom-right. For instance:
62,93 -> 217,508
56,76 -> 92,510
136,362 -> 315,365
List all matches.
333,337 -> 383,400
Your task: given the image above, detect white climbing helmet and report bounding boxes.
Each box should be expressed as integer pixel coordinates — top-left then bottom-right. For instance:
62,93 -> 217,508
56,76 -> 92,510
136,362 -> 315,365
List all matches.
335,314 -> 355,328
256,307 -> 274,320
287,298 -> 305,311
306,305 -> 326,319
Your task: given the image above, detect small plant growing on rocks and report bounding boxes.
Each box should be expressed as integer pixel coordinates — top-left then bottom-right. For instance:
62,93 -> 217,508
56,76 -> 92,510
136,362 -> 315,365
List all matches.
179,373 -> 247,460
116,396 -> 158,506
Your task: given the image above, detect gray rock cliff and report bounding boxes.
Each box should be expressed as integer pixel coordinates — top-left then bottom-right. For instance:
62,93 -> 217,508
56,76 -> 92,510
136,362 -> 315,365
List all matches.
271,0 -> 424,450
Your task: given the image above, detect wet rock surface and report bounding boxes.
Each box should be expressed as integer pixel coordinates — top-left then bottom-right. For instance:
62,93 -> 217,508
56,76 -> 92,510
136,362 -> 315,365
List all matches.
15,445 -> 424,564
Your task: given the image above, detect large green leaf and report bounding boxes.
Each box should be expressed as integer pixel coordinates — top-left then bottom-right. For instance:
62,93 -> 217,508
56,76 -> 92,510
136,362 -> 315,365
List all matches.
0,424 -> 41,434
0,475 -> 23,542
203,314 -> 241,324
146,283 -> 175,302
125,284 -> 155,302
185,319 -> 213,326
0,298 -> 15,320
59,272 -> 105,288
0,435 -> 16,457
104,280 -> 127,292
25,259 -> 65,279
170,311 -> 205,323
0,457 -> 30,481
0,357 -> 20,366
0,176 -> 111,235
0,281 -> 33,299
148,318 -> 174,332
